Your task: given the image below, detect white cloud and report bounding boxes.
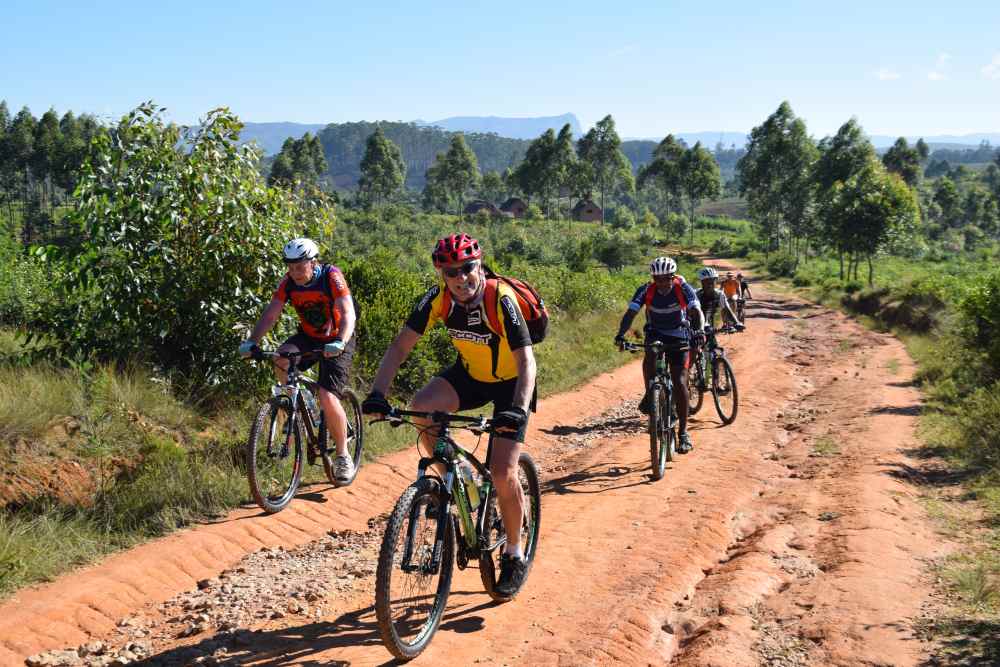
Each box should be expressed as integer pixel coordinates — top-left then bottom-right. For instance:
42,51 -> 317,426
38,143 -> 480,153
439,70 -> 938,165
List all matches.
983,53 -> 1000,80
874,67 -> 900,81
928,52 -> 951,81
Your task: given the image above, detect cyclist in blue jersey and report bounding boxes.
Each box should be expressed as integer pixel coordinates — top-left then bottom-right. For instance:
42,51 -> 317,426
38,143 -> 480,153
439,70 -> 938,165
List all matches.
615,256 -> 705,453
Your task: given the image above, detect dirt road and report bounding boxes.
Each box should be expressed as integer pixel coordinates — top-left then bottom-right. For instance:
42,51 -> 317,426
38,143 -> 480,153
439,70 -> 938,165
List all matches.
4,276 -> 946,666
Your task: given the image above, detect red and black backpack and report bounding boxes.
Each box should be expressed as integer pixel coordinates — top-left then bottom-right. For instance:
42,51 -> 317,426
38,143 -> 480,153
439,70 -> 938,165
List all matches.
439,268 -> 549,344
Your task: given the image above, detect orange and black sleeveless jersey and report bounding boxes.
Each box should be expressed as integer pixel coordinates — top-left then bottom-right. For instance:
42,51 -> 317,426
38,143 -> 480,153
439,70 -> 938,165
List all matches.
406,283 -> 532,383
272,264 -> 351,343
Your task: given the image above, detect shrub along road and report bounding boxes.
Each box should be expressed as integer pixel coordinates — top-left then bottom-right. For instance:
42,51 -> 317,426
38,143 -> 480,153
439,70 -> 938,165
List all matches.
3,271 -> 949,666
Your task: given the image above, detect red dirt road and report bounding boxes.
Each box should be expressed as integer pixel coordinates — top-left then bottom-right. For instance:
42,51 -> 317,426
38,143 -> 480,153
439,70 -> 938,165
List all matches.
2,278 -> 945,666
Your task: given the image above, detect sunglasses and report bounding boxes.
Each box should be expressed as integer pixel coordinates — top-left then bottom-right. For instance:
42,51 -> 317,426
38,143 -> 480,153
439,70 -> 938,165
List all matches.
442,261 -> 479,279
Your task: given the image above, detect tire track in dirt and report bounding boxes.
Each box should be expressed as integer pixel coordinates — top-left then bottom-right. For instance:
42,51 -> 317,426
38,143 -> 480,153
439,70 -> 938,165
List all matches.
7,272 -> 947,666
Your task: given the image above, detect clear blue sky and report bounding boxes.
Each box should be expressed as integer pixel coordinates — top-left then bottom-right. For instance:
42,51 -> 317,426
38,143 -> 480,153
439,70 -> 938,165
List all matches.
2,0 -> 999,138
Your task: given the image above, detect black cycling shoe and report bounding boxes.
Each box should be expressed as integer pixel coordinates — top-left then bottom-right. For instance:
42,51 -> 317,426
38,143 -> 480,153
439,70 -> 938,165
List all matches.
637,391 -> 653,415
677,432 -> 694,454
494,554 -> 529,599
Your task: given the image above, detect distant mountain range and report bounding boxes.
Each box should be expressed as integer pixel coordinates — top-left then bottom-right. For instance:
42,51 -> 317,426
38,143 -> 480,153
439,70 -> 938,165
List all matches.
239,117 -> 1000,159
414,113 -> 583,140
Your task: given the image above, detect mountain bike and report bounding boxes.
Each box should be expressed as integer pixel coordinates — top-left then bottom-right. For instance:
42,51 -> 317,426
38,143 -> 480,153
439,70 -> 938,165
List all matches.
245,349 -> 363,513
622,340 -> 676,480
687,325 -> 740,425
370,408 -> 541,661
734,296 -> 747,324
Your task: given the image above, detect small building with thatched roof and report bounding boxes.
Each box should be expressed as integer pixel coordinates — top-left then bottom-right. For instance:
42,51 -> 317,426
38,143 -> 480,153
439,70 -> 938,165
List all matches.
463,200 -> 500,216
499,197 -> 528,219
572,198 -> 603,222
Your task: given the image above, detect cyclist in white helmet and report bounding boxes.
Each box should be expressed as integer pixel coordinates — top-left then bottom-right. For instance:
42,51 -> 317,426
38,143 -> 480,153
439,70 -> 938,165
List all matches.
615,256 -> 705,453
695,266 -> 743,330
239,238 -> 359,485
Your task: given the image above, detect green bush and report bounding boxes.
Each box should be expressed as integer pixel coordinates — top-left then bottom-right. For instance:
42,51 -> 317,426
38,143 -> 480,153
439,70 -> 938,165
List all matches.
709,236 -> 734,256
792,275 -> 812,287
959,268 -> 1000,380
844,280 -> 864,294
765,252 -> 797,277
39,104 -> 333,393
609,208 -> 636,230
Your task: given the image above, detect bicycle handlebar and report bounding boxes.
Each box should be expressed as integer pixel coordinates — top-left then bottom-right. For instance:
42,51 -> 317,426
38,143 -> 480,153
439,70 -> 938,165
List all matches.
251,349 -> 323,362
371,407 -> 493,435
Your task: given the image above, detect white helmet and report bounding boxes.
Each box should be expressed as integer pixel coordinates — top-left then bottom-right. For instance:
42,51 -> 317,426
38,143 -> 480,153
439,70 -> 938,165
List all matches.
283,238 -> 319,263
650,256 -> 677,276
697,267 -> 719,280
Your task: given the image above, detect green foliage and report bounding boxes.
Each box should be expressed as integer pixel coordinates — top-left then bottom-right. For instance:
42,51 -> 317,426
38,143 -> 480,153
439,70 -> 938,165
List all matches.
267,132 -> 326,188
765,251 -> 797,277
737,101 -> 818,252
882,137 -> 922,187
959,269 -> 1000,381
40,103 -> 334,391
578,115 -> 634,214
422,133 -> 481,214
609,207 -> 636,230
358,126 -> 406,207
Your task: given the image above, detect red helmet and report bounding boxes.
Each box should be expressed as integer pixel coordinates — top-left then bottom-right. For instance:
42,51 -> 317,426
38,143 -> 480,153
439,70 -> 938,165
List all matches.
432,233 -> 482,267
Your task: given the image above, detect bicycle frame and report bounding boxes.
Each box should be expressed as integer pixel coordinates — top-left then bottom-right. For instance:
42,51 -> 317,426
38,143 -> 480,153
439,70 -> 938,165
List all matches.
398,418 -> 499,575
262,351 -> 324,452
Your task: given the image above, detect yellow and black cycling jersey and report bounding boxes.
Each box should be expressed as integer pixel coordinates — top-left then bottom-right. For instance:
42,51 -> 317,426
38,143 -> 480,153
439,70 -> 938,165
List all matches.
406,283 -> 532,383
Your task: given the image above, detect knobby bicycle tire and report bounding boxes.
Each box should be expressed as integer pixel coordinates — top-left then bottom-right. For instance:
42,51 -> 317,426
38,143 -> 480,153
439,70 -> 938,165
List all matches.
375,477 -> 455,661
648,384 -> 668,479
688,352 -> 705,416
320,389 -> 365,487
713,356 -> 739,425
479,451 -> 542,601
246,396 -> 303,514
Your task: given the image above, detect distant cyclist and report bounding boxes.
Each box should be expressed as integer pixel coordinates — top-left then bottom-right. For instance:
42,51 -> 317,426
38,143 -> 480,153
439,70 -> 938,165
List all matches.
736,272 -> 753,300
695,267 -> 743,330
720,272 -> 742,328
239,238 -> 359,485
362,233 -> 537,599
615,257 -> 705,454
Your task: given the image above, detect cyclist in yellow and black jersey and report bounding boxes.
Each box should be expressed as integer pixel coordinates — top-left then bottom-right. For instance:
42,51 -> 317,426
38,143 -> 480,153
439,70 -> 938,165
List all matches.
362,233 -> 536,600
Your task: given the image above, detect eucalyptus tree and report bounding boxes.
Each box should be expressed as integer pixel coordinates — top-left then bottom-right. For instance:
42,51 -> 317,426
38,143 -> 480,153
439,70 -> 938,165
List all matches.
577,115 -> 634,221
882,137 -> 921,187
737,101 -> 818,259
358,126 -> 406,207
680,142 -> 722,244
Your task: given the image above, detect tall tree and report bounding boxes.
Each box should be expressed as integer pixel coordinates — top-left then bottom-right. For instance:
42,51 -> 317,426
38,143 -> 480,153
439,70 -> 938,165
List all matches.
267,133 -> 326,188
915,137 -> 930,163
479,170 -> 505,203
514,129 -> 555,212
442,133 -> 480,214
422,133 -> 481,214
577,115 -> 634,221
736,101 -> 818,259
882,137 -> 921,187
9,107 -> 37,243
822,158 -> 919,284
358,126 -> 405,207
637,134 -> 685,215
552,123 -> 578,214
680,142 -> 722,244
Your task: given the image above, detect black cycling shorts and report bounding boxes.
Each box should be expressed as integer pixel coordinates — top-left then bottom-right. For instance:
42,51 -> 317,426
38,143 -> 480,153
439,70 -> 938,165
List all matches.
281,332 -> 356,397
437,362 -> 536,443
643,330 -> 690,371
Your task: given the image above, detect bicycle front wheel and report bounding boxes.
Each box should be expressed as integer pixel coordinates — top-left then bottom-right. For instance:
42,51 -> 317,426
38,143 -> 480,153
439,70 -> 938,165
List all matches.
712,356 -> 739,425
375,478 -> 454,661
246,397 -> 304,514
479,451 -> 542,601
688,352 -> 705,416
648,384 -> 668,480
320,389 -> 365,487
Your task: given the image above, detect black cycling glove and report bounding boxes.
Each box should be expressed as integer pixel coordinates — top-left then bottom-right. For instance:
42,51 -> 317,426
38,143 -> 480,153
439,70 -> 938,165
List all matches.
493,407 -> 528,433
362,391 -> 391,415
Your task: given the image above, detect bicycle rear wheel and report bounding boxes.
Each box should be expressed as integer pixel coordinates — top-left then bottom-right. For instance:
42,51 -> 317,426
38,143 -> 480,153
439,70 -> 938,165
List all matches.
479,451 -> 542,602
375,478 -> 454,661
712,356 -> 739,425
246,397 -> 303,514
320,389 -> 365,487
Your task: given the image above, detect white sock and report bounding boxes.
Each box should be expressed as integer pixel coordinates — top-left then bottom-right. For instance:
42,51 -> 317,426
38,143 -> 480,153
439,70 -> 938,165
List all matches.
504,544 -> 524,560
